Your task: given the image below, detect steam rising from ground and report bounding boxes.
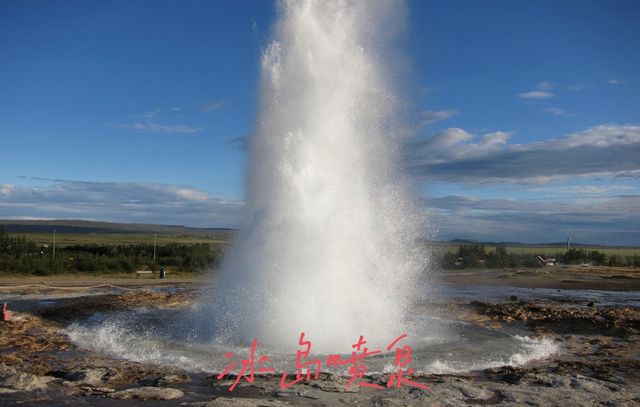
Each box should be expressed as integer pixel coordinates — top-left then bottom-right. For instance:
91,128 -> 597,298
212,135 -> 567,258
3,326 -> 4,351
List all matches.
197,0 -> 431,353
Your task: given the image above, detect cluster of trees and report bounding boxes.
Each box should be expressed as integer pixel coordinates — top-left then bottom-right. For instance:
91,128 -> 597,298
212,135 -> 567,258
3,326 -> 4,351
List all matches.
440,244 -> 640,269
440,245 -> 541,269
0,227 -> 225,275
561,248 -> 640,267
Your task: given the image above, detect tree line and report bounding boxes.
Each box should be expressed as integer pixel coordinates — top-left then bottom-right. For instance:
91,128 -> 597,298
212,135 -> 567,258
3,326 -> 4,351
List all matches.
440,244 -> 640,269
0,227 -> 225,275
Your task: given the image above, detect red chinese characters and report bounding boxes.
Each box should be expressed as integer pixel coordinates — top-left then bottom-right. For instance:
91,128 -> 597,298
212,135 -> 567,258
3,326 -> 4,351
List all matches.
216,338 -> 275,391
279,332 -> 322,388
216,332 -> 430,392
385,334 -> 431,390
326,334 -> 383,389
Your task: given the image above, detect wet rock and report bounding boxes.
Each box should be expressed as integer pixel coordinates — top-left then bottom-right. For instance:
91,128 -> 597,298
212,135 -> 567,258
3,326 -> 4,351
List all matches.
509,295 -> 518,302
455,380 -> 491,399
523,373 -> 571,388
63,367 -> 113,386
0,371 -> 56,391
0,388 -> 19,394
592,371 -> 626,385
0,364 -> 57,391
273,388 -> 306,398
79,385 -> 116,394
470,301 -> 640,336
156,373 -> 191,386
180,398 -> 290,406
109,386 -> 184,400
372,398 -> 406,407
94,386 -> 116,393
0,364 -> 17,378
421,377 -> 498,406
309,373 -> 359,393
457,383 -> 495,401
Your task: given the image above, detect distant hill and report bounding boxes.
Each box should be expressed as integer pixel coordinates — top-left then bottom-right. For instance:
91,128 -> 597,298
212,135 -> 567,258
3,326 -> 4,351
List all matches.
0,219 -> 233,236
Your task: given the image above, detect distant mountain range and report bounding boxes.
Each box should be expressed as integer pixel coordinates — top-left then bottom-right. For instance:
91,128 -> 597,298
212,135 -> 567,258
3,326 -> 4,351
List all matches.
0,219 -> 233,235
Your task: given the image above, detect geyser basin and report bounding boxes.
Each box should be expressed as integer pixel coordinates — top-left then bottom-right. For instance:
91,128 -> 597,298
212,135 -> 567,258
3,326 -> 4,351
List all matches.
64,308 -> 557,375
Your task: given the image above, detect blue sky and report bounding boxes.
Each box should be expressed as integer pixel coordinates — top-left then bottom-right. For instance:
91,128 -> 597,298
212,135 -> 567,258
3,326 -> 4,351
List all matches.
1,0 -> 639,245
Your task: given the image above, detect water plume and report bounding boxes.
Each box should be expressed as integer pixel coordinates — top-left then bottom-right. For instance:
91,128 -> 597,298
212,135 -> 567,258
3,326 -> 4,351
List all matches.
200,0 -> 430,353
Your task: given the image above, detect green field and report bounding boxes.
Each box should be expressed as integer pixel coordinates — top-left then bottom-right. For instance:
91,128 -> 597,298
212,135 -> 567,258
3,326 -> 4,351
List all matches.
9,233 -> 640,256
436,243 -> 640,257
1,219 -> 234,247
2,220 -> 638,256
7,232 -> 232,247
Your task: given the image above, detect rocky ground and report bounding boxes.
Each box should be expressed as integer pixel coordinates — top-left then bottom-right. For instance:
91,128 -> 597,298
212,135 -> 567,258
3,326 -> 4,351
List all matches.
1,273 -> 639,406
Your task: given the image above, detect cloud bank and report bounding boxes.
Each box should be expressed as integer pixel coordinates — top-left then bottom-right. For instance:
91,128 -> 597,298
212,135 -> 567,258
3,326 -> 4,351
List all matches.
427,194 -> 640,246
0,179 -> 242,228
411,124 -> 640,183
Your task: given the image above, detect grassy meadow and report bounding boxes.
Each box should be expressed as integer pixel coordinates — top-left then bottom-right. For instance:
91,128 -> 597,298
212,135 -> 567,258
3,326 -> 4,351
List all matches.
16,232 -> 232,247
437,243 -> 640,257
1,220 -> 638,275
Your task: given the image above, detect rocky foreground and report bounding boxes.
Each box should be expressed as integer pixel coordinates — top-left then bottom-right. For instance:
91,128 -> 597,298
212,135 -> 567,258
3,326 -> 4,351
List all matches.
0,287 -> 639,406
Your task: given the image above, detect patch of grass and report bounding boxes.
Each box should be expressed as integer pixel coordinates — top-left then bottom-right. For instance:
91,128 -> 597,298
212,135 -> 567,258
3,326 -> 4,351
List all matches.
437,243 -> 640,257
8,232 -> 232,247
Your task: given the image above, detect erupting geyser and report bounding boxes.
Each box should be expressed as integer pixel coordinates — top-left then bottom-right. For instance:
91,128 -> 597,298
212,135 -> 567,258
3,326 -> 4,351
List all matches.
65,0 -> 559,372
200,0 -> 431,353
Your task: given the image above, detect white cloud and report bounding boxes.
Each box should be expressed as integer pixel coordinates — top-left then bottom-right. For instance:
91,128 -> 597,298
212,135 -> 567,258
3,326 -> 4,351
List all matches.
114,121 -> 201,134
526,185 -> 635,195
0,179 -> 243,228
536,81 -> 554,91
547,124 -> 640,148
115,106 -> 201,134
421,109 -> 459,126
607,79 -> 624,85
518,90 -> 554,99
428,194 -> 640,245
411,128 -> 511,163
410,124 -> 640,183
0,184 -> 15,195
169,187 -> 209,202
427,195 -> 640,246
563,185 -> 633,194
518,82 -> 556,99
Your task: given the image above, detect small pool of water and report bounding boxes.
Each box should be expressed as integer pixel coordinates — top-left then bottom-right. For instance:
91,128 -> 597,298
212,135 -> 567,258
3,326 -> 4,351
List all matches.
64,307 -> 557,375
436,285 -> 640,307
